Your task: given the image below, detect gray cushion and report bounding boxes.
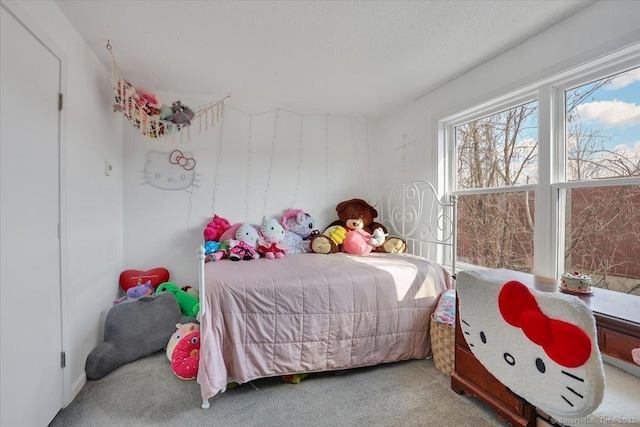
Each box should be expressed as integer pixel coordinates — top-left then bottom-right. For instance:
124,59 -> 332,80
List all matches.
85,292 -> 183,380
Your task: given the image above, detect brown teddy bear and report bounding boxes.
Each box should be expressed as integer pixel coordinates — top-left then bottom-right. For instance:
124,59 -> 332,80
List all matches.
311,198 -> 406,255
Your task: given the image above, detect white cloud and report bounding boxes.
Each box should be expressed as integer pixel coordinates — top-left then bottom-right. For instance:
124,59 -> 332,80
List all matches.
575,100 -> 640,127
612,140 -> 640,155
609,68 -> 640,89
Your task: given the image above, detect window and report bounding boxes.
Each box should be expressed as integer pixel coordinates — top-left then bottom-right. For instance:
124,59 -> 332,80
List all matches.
559,67 -> 640,294
446,58 -> 640,295
454,101 -> 537,272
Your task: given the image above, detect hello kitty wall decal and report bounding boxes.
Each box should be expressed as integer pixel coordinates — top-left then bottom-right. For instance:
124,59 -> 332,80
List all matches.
141,150 -> 200,191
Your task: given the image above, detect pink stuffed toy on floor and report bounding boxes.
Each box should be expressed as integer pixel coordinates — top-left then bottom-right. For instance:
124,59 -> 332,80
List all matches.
171,331 -> 200,380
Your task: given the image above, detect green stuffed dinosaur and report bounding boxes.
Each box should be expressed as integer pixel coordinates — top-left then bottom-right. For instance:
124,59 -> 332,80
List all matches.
156,282 -> 200,317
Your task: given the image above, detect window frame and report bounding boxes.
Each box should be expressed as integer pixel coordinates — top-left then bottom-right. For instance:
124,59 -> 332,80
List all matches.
442,46 -> 640,280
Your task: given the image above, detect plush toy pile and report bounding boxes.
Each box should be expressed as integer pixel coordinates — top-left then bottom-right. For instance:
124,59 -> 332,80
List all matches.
113,79 -> 196,138
201,200 -> 407,262
310,199 -> 406,256
114,268 -> 170,304
202,209 -> 318,262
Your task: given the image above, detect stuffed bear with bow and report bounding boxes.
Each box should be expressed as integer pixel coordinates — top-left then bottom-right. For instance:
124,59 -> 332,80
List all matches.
311,198 -> 405,255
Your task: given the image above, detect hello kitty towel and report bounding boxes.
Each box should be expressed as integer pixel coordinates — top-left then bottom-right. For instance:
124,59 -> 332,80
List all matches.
456,269 -> 605,419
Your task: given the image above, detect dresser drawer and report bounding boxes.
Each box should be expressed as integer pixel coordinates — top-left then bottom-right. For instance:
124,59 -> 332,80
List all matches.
455,345 -> 526,415
598,326 -> 640,365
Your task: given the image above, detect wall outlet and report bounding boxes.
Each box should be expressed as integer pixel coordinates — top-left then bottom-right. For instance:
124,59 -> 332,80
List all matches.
104,160 -> 113,176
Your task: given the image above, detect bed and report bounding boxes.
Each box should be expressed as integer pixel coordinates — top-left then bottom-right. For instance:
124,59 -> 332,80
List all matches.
196,181 -> 457,408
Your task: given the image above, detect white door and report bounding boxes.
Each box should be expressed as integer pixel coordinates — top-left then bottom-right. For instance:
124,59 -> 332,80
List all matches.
1,6 -> 64,427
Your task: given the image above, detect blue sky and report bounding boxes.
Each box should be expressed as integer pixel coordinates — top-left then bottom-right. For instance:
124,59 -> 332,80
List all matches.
573,66 -> 640,153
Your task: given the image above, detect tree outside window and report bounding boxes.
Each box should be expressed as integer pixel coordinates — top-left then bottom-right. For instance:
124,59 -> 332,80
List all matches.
454,66 -> 640,295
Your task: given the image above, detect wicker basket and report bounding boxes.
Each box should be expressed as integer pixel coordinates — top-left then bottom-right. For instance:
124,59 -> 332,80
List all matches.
430,313 -> 455,375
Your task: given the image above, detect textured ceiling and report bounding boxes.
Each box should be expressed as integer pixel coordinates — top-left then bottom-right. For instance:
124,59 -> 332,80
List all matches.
54,0 -> 595,117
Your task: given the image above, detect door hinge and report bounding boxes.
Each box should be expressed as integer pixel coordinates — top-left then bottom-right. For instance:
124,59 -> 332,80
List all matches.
58,93 -> 63,111
61,351 -> 66,368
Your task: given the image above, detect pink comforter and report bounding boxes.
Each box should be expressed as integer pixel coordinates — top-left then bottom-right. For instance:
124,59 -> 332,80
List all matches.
197,252 -> 453,401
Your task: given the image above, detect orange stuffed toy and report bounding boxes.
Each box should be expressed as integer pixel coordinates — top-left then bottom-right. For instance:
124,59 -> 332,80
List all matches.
311,199 -> 406,255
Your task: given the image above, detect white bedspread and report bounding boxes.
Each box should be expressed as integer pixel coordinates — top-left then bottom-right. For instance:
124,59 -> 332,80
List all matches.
197,252 -> 453,401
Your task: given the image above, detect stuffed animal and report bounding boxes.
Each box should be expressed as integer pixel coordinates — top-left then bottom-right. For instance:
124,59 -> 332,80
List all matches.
204,223 -> 242,262
309,230 -> 338,254
342,228 -> 379,256
166,322 -> 200,361
311,198 -> 406,255
205,222 -> 242,262
341,216 -> 390,256
205,241 -> 229,263
257,216 -> 287,259
181,285 -> 199,299
381,237 -> 407,254
133,86 -> 162,111
156,282 -> 200,317
236,222 -> 260,248
203,215 -> 232,261
159,104 -> 174,120
204,240 -> 221,256
203,214 -> 231,242
280,208 -> 316,254
311,199 -> 386,255
127,280 -> 154,299
171,330 -> 200,380
228,223 -> 261,261
165,100 -> 195,126
228,240 -> 259,261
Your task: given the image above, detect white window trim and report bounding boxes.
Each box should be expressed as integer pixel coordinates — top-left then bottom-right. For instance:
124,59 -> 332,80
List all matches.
441,43 -> 640,280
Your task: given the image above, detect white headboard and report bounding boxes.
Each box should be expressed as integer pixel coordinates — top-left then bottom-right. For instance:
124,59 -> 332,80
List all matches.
378,181 -> 457,273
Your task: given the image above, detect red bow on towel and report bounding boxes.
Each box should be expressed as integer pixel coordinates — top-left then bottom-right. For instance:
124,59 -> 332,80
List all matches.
498,281 -> 592,368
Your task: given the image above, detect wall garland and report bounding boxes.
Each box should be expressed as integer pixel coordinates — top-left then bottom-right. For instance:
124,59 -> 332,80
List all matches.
210,105 -> 226,214
207,106 -> 372,220
245,115 -> 253,220
263,109 -> 280,216
292,114 -> 304,208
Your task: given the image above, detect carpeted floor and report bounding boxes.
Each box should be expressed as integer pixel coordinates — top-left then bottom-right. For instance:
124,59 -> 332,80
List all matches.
49,352 -> 508,427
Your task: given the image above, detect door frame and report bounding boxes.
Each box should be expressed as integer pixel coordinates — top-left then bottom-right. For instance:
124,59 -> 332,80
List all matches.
1,0 -> 71,406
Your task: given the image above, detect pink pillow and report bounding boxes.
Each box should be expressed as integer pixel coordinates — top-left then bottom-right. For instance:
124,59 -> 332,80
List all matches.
219,223 -> 242,241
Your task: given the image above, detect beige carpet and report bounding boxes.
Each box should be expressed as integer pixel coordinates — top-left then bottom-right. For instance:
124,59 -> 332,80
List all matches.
49,352 -> 508,427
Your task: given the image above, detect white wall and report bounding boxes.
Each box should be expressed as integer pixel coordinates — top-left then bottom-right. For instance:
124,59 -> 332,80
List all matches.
12,0 -> 124,405
12,0 -> 640,409
122,94 -> 376,285
373,0 -> 640,196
